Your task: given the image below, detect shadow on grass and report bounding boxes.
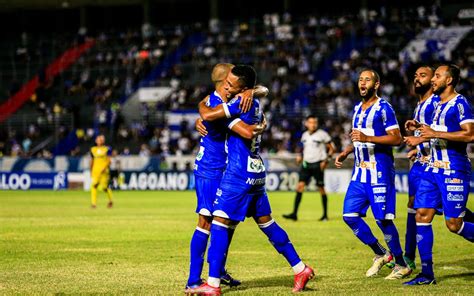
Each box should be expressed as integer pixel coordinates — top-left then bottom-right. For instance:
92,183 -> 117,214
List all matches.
224,274 -> 322,293
436,258 -> 474,282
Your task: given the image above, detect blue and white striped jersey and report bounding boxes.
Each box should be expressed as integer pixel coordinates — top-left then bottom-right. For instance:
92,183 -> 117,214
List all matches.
412,94 -> 440,164
351,97 -> 399,184
426,94 -> 473,175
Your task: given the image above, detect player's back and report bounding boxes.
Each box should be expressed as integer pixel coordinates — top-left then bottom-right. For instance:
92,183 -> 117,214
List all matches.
91,145 -> 111,174
194,91 -> 229,178
225,98 -> 265,182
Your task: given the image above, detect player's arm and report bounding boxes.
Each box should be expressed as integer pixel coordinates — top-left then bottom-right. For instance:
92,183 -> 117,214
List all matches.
326,142 -> 336,159
403,134 -> 429,147
334,144 -> 354,168
228,117 -> 267,140
198,97 -> 241,121
419,122 -> 474,143
351,128 -> 402,146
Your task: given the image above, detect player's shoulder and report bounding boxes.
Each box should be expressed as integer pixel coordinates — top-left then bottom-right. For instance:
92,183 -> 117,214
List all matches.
453,94 -> 470,106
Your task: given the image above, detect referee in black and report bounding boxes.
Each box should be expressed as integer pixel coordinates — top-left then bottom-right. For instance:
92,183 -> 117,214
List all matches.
283,115 -> 335,221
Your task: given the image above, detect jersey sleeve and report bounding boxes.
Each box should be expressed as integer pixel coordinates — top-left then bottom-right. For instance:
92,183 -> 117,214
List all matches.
381,102 -> 399,131
457,98 -> 474,126
323,130 -> 332,143
107,146 -> 112,156
222,97 -> 242,118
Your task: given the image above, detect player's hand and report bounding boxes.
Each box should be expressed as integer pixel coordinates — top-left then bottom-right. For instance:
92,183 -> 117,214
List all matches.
195,118 -> 207,137
419,125 -> 437,139
334,152 -> 348,168
253,113 -> 267,136
407,149 -> 417,162
351,129 -> 369,142
253,85 -> 269,98
295,155 -> 303,165
403,136 -> 423,147
405,120 -> 420,132
239,89 -> 254,113
320,160 -> 328,170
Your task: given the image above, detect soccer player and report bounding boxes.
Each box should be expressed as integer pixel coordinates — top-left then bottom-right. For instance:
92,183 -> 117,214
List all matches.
335,69 -> 411,280
283,115 -> 335,221
185,65 -> 314,295
398,65 -> 440,270
90,134 -> 113,208
186,63 -> 267,290
404,64 -> 474,286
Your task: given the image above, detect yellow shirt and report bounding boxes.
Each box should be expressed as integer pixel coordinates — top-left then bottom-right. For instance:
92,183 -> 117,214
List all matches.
91,146 -> 111,175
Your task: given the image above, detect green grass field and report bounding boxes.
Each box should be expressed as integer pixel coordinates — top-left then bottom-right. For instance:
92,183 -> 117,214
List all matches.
1,190 -> 473,295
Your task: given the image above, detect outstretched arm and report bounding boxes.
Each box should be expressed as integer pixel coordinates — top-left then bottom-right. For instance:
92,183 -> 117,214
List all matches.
334,144 -> 354,168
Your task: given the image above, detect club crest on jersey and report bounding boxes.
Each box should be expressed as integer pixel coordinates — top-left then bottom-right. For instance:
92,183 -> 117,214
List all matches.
247,157 -> 265,173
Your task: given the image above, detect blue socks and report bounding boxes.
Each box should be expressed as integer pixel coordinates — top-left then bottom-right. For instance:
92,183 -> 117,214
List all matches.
376,220 -> 405,266
458,221 -> 474,242
208,221 -> 230,280
187,227 -> 210,286
417,222 -> 434,278
404,210 -> 417,260
259,219 -> 301,267
220,226 -> 236,276
343,216 -> 379,246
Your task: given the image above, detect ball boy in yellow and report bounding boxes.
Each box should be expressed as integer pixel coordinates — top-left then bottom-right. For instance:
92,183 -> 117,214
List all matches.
90,135 -> 113,208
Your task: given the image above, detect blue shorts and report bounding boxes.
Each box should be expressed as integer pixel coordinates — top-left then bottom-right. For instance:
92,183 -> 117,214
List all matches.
195,174 -> 222,217
408,162 -> 426,197
343,180 -> 396,220
414,171 -> 470,219
213,178 -> 272,222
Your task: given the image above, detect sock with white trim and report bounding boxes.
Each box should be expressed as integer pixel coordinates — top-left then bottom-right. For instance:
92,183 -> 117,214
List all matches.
458,221 -> 474,242
258,219 -> 302,269
207,221 -> 229,286
187,227 -> 210,286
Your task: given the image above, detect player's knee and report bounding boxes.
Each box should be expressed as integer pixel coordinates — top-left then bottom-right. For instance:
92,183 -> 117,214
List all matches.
415,209 -> 434,223
296,183 -> 305,192
197,215 -> 212,230
445,218 -> 462,233
343,215 -> 359,227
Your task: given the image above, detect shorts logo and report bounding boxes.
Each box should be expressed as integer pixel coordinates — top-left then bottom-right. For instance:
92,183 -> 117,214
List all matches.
247,157 -> 265,173
216,188 -> 222,197
446,185 -> 464,192
374,195 -> 386,203
445,178 -> 463,184
447,193 -> 464,202
373,187 -> 387,194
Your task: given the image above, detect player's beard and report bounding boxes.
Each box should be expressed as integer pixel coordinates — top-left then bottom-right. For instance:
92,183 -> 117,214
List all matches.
432,83 -> 446,95
360,87 -> 375,100
414,83 -> 431,95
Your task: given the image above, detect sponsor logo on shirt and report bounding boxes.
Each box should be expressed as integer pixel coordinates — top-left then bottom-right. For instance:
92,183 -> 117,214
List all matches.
446,185 -> 464,192
247,157 -> 265,173
355,161 -> 377,169
196,146 -> 205,161
246,177 -> 266,185
374,195 -> 386,203
447,193 -> 464,202
373,187 -> 387,194
445,178 -> 463,184
430,160 -> 451,169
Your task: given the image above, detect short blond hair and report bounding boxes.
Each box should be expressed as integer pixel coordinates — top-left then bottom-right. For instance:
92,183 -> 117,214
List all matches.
211,63 -> 234,85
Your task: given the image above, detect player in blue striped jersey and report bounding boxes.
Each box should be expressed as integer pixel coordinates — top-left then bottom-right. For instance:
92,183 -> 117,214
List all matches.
187,63 -> 266,289
400,66 -> 440,270
186,65 -> 314,295
404,64 -> 474,286
335,69 -> 411,280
